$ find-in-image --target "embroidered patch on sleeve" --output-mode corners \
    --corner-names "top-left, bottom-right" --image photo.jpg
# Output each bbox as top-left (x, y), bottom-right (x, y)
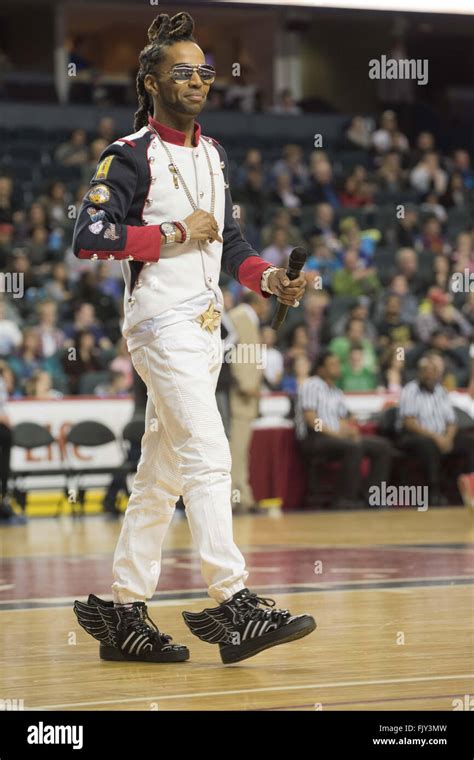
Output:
top-left (87, 207), bottom-right (106, 222)
top-left (88, 221), bottom-right (105, 234)
top-left (103, 223), bottom-right (120, 240)
top-left (94, 155), bottom-right (115, 181)
top-left (87, 185), bottom-right (111, 204)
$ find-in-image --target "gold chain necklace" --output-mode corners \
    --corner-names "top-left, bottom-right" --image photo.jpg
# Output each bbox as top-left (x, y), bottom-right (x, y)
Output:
top-left (148, 124), bottom-right (216, 216)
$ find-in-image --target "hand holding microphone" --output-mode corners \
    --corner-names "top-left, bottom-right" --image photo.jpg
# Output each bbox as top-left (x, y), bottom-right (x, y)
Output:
top-left (268, 247), bottom-right (308, 330)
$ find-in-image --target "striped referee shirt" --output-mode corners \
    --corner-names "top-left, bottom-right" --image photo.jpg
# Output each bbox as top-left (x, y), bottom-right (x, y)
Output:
top-left (295, 376), bottom-right (349, 440)
top-left (398, 380), bottom-right (456, 434)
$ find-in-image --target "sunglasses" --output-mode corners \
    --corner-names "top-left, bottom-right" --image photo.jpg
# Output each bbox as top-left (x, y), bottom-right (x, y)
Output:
top-left (167, 64), bottom-right (216, 85)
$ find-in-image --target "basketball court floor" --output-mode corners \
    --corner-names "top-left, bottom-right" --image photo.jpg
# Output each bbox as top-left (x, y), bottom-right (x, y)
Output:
top-left (1, 507), bottom-right (473, 711)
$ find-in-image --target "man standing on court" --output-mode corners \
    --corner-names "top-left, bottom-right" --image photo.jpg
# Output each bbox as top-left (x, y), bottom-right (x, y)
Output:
top-left (72, 11), bottom-right (315, 665)
top-left (229, 292), bottom-right (268, 514)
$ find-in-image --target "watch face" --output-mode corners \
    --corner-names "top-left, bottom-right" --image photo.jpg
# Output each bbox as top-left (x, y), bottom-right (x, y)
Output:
top-left (161, 223), bottom-right (175, 234)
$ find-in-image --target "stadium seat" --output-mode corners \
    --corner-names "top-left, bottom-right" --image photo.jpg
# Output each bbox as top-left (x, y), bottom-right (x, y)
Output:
top-left (64, 420), bottom-right (119, 516)
top-left (44, 163), bottom-right (83, 184)
top-left (336, 207), bottom-right (370, 227)
top-left (373, 206), bottom-right (399, 233)
top-left (447, 207), bottom-right (472, 227)
top-left (335, 150), bottom-right (371, 170)
top-left (67, 420), bottom-right (116, 448)
top-left (1, 161), bottom-right (41, 183)
top-left (373, 247), bottom-right (396, 273)
top-left (78, 371), bottom-right (112, 395)
top-left (12, 422), bottom-right (55, 450)
top-left (5, 143), bottom-right (43, 162)
top-left (327, 296), bottom-right (357, 326)
top-left (418, 250), bottom-right (435, 277)
top-left (11, 422), bottom-right (67, 514)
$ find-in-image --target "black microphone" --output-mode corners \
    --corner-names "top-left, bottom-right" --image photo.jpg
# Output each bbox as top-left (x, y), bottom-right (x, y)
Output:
top-left (271, 246), bottom-right (307, 330)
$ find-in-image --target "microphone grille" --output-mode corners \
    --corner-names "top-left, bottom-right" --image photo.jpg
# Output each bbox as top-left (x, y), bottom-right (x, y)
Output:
top-left (289, 247), bottom-right (307, 266)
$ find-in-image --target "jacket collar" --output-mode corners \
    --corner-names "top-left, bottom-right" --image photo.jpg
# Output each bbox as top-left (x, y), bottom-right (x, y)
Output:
top-left (147, 114), bottom-right (201, 147)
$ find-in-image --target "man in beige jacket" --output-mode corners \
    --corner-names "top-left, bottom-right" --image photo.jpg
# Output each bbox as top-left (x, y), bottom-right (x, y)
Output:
top-left (228, 291), bottom-right (269, 513)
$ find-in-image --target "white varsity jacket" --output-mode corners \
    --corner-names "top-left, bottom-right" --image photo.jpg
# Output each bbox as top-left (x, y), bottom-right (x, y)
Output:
top-left (72, 115), bottom-right (271, 335)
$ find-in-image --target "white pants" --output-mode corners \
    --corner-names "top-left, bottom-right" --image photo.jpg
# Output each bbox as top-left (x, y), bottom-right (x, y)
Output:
top-left (111, 319), bottom-right (249, 604)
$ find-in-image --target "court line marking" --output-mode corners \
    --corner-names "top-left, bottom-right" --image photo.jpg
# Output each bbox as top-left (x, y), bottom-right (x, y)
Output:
top-left (2, 542), bottom-right (473, 562)
top-left (257, 692), bottom-right (464, 710)
top-left (31, 674), bottom-right (474, 710)
top-left (1, 577), bottom-right (473, 611)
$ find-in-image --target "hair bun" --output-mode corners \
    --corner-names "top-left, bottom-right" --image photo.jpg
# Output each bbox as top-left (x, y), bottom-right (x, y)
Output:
top-left (147, 11), bottom-right (194, 44)
top-left (147, 14), bottom-right (170, 43)
top-left (169, 11), bottom-right (194, 38)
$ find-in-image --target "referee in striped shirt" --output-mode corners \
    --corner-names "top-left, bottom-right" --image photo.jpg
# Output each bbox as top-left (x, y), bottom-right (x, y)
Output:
top-left (296, 350), bottom-right (392, 509)
top-left (397, 354), bottom-right (474, 506)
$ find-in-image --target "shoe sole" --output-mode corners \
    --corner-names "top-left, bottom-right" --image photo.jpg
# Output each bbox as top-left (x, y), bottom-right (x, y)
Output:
top-left (100, 644), bottom-right (190, 663)
top-left (219, 615), bottom-right (317, 664)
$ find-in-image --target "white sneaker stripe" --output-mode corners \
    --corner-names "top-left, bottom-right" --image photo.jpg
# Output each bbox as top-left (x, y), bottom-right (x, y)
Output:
top-left (135, 637), bottom-right (150, 655)
top-left (128, 634), bottom-right (146, 653)
top-left (251, 621), bottom-right (261, 638)
top-left (243, 621), bottom-right (253, 641)
top-left (121, 631), bottom-right (137, 650)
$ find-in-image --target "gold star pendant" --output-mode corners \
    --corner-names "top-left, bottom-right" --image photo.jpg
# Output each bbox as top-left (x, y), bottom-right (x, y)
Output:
top-left (197, 301), bottom-right (221, 332)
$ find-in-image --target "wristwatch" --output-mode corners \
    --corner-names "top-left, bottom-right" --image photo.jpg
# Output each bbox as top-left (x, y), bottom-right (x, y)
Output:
top-left (260, 266), bottom-right (279, 294)
top-left (160, 222), bottom-right (177, 244)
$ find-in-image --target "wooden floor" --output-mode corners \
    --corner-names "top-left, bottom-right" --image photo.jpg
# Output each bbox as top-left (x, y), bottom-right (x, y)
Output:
top-left (0, 506), bottom-right (473, 711)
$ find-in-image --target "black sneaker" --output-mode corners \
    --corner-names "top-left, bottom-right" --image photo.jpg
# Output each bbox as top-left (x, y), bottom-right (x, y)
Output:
top-left (73, 594), bottom-right (189, 663)
top-left (182, 588), bottom-right (316, 664)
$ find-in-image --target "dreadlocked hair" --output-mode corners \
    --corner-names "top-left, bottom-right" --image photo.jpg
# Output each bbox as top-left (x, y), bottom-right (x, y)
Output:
top-left (134, 11), bottom-right (196, 131)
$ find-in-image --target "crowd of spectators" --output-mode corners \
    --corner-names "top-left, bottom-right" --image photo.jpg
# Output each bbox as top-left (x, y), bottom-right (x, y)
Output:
top-left (0, 111), bottom-right (473, 403)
